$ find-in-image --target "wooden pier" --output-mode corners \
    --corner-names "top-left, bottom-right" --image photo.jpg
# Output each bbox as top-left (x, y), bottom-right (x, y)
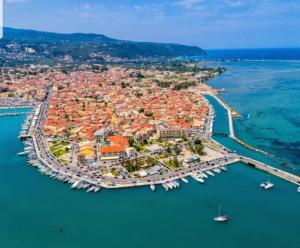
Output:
top-left (240, 156), bottom-right (300, 186)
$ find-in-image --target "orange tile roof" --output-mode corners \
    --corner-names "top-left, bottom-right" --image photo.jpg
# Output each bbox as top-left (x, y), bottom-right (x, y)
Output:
top-left (108, 136), bottom-right (129, 146)
top-left (99, 146), bottom-right (125, 153)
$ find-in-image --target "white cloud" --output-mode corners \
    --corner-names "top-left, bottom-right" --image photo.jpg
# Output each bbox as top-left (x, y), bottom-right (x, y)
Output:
top-left (175, 0), bottom-right (206, 9)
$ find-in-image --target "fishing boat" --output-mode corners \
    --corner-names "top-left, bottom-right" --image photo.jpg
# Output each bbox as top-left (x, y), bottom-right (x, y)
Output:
top-left (181, 177), bottom-right (189, 183)
top-left (150, 184), bottom-right (156, 191)
top-left (214, 205), bottom-right (229, 222)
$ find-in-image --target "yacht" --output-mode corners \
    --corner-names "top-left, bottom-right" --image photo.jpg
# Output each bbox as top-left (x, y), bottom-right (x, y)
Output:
top-left (150, 184), bottom-right (156, 192)
top-left (201, 172), bottom-right (208, 178)
top-left (162, 184), bottom-right (169, 191)
top-left (166, 182), bottom-right (173, 189)
top-left (192, 175), bottom-right (204, 184)
top-left (213, 168), bottom-right (221, 174)
top-left (173, 181), bottom-right (180, 188)
top-left (71, 180), bottom-right (81, 189)
top-left (181, 177), bottom-right (189, 183)
top-left (94, 186), bottom-right (101, 192)
top-left (214, 205), bottom-right (229, 222)
top-left (18, 151), bottom-right (28, 156)
top-left (206, 170), bottom-right (215, 176)
top-left (87, 186), bottom-right (95, 193)
top-left (260, 180), bottom-right (274, 190)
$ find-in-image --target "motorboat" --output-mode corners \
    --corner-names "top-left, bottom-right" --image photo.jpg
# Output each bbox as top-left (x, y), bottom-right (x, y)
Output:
top-left (260, 179), bottom-right (274, 190)
top-left (150, 184), bottom-right (156, 191)
top-left (181, 177), bottom-right (189, 183)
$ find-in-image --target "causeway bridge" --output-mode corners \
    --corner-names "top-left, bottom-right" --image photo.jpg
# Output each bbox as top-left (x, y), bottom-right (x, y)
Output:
top-left (240, 156), bottom-right (300, 186)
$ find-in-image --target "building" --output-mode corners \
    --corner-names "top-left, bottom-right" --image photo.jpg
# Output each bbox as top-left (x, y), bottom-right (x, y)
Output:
top-left (78, 142), bottom-right (96, 164)
top-left (99, 145), bottom-right (126, 159)
top-left (94, 128), bottom-right (110, 143)
top-left (108, 135), bottom-right (129, 147)
top-left (157, 126), bottom-right (186, 139)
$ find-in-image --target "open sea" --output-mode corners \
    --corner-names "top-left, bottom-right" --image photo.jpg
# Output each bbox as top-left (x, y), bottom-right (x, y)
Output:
top-left (1, 48), bottom-right (300, 248)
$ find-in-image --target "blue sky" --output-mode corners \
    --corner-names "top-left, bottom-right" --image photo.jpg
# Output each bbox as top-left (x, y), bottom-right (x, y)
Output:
top-left (3, 0), bottom-right (300, 49)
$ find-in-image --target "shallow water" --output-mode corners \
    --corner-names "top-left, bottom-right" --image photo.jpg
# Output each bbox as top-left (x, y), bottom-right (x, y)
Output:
top-left (203, 60), bottom-right (300, 172)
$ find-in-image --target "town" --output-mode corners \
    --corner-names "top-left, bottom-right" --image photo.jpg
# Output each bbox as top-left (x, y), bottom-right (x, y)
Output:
top-left (0, 62), bottom-right (243, 190)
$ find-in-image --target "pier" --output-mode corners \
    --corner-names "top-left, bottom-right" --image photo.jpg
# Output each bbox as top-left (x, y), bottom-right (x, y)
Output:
top-left (0, 112), bottom-right (29, 117)
top-left (240, 156), bottom-right (300, 186)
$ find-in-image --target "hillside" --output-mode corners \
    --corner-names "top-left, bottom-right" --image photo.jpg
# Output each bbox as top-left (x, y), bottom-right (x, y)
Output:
top-left (0, 27), bottom-right (206, 65)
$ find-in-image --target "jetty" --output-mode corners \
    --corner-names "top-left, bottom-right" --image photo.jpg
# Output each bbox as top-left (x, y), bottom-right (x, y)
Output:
top-left (0, 112), bottom-right (29, 117)
top-left (240, 156), bottom-right (300, 186)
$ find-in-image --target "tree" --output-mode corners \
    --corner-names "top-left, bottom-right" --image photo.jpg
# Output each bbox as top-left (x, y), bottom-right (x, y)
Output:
top-left (194, 139), bottom-right (202, 145)
top-left (128, 137), bottom-right (135, 147)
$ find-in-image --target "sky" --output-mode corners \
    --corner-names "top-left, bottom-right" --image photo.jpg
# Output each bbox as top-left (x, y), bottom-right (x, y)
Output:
top-left (3, 0), bottom-right (300, 49)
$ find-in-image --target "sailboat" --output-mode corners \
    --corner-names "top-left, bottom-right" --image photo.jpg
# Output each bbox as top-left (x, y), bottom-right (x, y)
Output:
top-left (214, 205), bottom-right (229, 222)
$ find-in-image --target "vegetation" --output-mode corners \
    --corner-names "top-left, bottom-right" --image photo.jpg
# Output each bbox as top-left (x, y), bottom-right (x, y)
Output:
top-left (173, 81), bottom-right (196, 90)
top-left (111, 168), bottom-right (120, 177)
top-left (166, 156), bottom-right (181, 169)
top-left (49, 141), bottom-right (70, 158)
top-left (124, 160), bottom-right (143, 173)
top-left (1, 27), bottom-right (205, 66)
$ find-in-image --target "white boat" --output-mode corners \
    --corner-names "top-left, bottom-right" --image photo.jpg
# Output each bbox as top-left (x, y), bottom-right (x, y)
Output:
top-left (206, 170), bottom-right (215, 176)
top-left (201, 172), bottom-right (208, 178)
top-left (192, 175), bottom-right (204, 184)
top-left (181, 177), bottom-right (189, 183)
top-left (213, 168), bottom-right (221, 174)
top-left (166, 182), bottom-right (173, 189)
top-left (214, 205), bottom-right (229, 222)
top-left (150, 184), bottom-right (156, 191)
top-left (260, 180), bottom-right (274, 190)
top-left (297, 187), bottom-right (300, 193)
top-left (162, 184), bottom-right (169, 191)
top-left (220, 166), bottom-right (227, 172)
top-left (173, 181), bottom-right (180, 188)
top-left (18, 151), bottom-right (28, 156)
top-left (94, 187), bottom-right (101, 192)
top-left (71, 180), bottom-right (81, 189)
top-left (87, 186), bottom-right (95, 192)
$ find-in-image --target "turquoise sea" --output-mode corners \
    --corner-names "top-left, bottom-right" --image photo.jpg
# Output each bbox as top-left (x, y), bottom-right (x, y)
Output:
top-left (1, 51), bottom-right (300, 248)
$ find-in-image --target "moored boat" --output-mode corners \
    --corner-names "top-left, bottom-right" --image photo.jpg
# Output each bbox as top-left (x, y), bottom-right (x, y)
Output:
top-left (214, 205), bottom-right (229, 222)
top-left (181, 177), bottom-right (189, 183)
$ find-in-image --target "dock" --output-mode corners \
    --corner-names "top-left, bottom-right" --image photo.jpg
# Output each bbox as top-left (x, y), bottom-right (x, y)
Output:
top-left (240, 156), bottom-right (300, 186)
top-left (0, 112), bottom-right (29, 117)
